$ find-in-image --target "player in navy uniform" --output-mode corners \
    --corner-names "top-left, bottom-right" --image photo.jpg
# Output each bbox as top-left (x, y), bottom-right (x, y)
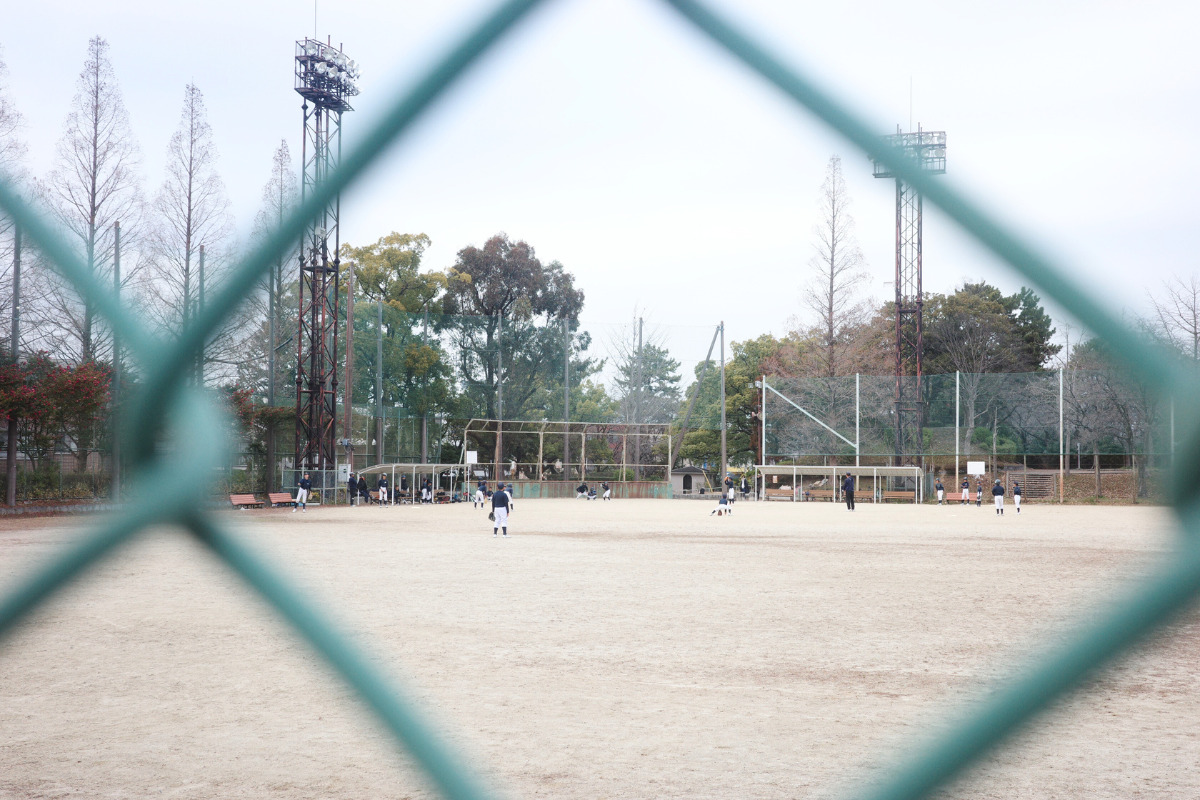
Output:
top-left (992, 478), bottom-right (1005, 515)
top-left (475, 480), bottom-right (487, 509)
top-left (935, 479), bottom-right (945, 505)
top-left (1013, 481), bottom-right (1022, 513)
top-left (348, 472), bottom-right (358, 507)
top-left (960, 478), bottom-right (970, 504)
top-left (602, 481), bottom-right (611, 501)
top-left (842, 472), bottom-right (855, 510)
top-left (491, 481), bottom-right (514, 536)
top-left (377, 473), bottom-right (389, 505)
top-left (294, 472), bottom-right (311, 512)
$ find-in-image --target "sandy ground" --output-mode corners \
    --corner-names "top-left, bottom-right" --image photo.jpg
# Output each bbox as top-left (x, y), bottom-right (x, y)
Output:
top-left (0, 498), bottom-right (1197, 799)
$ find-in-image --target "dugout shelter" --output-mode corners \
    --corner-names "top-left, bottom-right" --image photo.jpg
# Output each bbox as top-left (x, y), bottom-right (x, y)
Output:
top-left (357, 463), bottom-right (465, 503)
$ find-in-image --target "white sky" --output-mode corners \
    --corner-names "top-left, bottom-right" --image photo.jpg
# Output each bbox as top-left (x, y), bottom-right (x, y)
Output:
top-left (5, 0), bottom-right (1199, 375)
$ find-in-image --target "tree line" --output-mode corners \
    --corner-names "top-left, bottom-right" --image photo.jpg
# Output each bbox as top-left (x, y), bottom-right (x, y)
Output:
top-left (0, 42), bottom-right (1194, 496)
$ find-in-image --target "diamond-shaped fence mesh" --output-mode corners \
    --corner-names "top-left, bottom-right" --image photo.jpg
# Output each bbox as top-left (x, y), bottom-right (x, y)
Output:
top-left (2, 1), bottom-right (1199, 799)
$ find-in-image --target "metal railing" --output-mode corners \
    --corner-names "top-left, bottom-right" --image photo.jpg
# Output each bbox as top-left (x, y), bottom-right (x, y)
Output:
top-left (2, 2), bottom-right (1199, 799)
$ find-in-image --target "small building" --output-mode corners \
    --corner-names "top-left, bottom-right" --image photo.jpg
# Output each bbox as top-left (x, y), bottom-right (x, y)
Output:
top-left (671, 465), bottom-right (708, 496)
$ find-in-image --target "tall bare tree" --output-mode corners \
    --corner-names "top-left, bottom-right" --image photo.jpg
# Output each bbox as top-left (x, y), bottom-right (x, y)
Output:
top-left (1150, 274), bottom-right (1200, 361)
top-left (40, 36), bottom-right (142, 363)
top-left (143, 83), bottom-right (231, 349)
top-left (0, 44), bottom-right (29, 354)
top-left (248, 140), bottom-right (299, 490)
top-left (800, 156), bottom-right (870, 378)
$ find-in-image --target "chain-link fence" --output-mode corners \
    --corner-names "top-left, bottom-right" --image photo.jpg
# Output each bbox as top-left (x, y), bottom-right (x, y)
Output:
top-left (3, 2), bottom-right (1200, 800)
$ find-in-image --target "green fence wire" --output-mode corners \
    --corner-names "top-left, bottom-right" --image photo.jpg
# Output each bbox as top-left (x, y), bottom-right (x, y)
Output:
top-left (2, 1), bottom-right (1199, 799)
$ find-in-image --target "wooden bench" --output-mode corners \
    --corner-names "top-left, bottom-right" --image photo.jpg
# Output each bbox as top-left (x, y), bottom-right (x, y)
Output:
top-left (229, 494), bottom-right (263, 509)
top-left (764, 488), bottom-right (794, 501)
top-left (268, 492), bottom-right (296, 508)
top-left (879, 491), bottom-right (915, 503)
top-left (808, 488), bottom-right (837, 501)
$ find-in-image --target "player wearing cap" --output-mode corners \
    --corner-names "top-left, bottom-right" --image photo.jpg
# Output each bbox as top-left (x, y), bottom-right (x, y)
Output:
top-left (842, 472), bottom-right (855, 511)
top-left (294, 472), bottom-right (311, 512)
top-left (475, 479), bottom-right (487, 509)
top-left (960, 478), bottom-right (970, 504)
top-left (992, 478), bottom-right (1005, 515)
top-left (491, 481), bottom-right (513, 536)
top-left (935, 479), bottom-right (945, 505)
top-left (1013, 481), bottom-right (1022, 514)
top-left (975, 479), bottom-right (983, 508)
top-left (602, 481), bottom-right (611, 501)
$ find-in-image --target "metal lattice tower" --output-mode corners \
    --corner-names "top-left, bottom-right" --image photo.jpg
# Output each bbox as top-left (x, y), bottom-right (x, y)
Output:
top-left (873, 126), bottom-right (946, 464)
top-left (293, 38), bottom-right (360, 471)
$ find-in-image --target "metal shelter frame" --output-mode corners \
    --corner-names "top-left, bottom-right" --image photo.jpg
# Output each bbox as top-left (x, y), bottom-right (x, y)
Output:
top-left (756, 464), bottom-right (922, 502)
top-left (460, 419), bottom-right (672, 483)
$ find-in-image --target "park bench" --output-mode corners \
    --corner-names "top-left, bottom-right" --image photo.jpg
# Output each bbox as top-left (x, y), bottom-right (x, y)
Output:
top-left (229, 494), bottom-right (263, 509)
top-left (879, 491), bottom-right (915, 503)
top-left (764, 488), bottom-right (794, 501)
top-left (808, 488), bottom-right (837, 501)
top-left (268, 492), bottom-right (296, 508)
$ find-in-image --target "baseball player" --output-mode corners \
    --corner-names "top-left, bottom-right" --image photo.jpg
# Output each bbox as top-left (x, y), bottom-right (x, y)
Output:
top-left (475, 479), bottom-right (487, 509)
top-left (724, 475), bottom-right (736, 504)
top-left (491, 481), bottom-right (513, 536)
top-left (1013, 481), bottom-right (1022, 513)
top-left (602, 481), bottom-right (611, 500)
top-left (842, 472), bottom-right (855, 511)
top-left (975, 479), bottom-right (983, 508)
top-left (992, 478), bottom-right (1005, 515)
top-left (710, 493), bottom-right (731, 516)
top-left (294, 472), bottom-right (311, 512)
top-left (960, 478), bottom-right (970, 504)
top-left (377, 473), bottom-right (390, 505)
top-left (935, 479), bottom-right (945, 505)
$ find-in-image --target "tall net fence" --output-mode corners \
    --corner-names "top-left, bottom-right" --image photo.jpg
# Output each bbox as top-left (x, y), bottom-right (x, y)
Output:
top-left (2, 3), bottom-right (1200, 800)
top-left (764, 370), bottom-right (1170, 465)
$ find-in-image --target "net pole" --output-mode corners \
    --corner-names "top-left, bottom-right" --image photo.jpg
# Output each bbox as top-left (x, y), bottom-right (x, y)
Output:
top-left (856, 372), bottom-right (860, 467)
top-left (719, 321), bottom-right (726, 483)
top-left (1059, 367), bottom-right (1065, 503)
top-left (761, 375), bottom-right (766, 500)
top-left (955, 370), bottom-right (960, 489)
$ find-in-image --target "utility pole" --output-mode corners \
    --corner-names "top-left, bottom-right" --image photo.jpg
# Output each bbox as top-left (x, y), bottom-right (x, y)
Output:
top-left (110, 223), bottom-right (120, 502)
top-left (719, 320), bottom-right (726, 484)
top-left (266, 232), bottom-right (277, 493)
top-left (375, 295), bottom-right (383, 464)
top-left (343, 260), bottom-right (355, 468)
top-left (421, 306), bottom-right (429, 464)
top-left (6, 225), bottom-right (20, 506)
top-left (196, 245), bottom-right (205, 387)
top-left (562, 317), bottom-right (570, 474)
top-left (495, 313), bottom-right (503, 476)
top-left (634, 316), bottom-right (643, 480)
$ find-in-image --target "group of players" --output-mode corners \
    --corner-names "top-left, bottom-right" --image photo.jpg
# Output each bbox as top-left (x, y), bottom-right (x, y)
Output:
top-left (933, 477), bottom-right (1022, 515)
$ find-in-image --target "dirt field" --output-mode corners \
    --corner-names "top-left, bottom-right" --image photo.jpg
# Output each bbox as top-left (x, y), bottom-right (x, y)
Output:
top-left (1, 499), bottom-right (1197, 799)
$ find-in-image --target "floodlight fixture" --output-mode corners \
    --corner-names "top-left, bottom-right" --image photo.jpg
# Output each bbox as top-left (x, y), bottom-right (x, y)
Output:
top-left (295, 37), bottom-right (358, 113)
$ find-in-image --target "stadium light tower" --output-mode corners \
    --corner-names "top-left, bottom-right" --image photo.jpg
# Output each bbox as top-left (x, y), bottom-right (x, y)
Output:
top-left (293, 38), bottom-right (360, 474)
top-left (872, 125), bottom-right (946, 465)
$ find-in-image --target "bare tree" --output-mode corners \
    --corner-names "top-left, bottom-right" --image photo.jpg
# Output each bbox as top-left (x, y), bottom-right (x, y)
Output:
top-left (142, 83), bottom-right (231, 347)
top-left (251, 140), bottom-right (299, 491)
top-left (39, 36), bottom-right (142, 363)
top-left (1150, 274), bottom-right (1200, 360)
top-left (0, 44), bottom-right (29, 353)
top-left (800, 156), bottom-right (870, 378)
top-left (0, 44), bottom-right (26, 180)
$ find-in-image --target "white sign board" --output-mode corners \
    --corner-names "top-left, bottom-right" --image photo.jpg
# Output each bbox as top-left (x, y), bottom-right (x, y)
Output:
top-left (966, 461), bottom-right (986, 476)
top-left (465, 450), bottom-right (478, 465)
top-left (337, 464), bottom-right (350, 482)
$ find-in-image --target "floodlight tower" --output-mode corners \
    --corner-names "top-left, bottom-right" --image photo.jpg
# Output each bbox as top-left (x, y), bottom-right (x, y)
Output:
top-left (872, 125), bottom-right (946, 464)
top-left (293, 38), bottom-right (360, 473)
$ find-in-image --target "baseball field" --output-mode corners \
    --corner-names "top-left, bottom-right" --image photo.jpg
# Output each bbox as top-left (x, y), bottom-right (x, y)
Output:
top-left (1, 499), bottom-right (1197, 799)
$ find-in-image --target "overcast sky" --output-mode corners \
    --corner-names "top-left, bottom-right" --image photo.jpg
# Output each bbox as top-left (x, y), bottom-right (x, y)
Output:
top-left (4, 0), bottom-right (1199, 374)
